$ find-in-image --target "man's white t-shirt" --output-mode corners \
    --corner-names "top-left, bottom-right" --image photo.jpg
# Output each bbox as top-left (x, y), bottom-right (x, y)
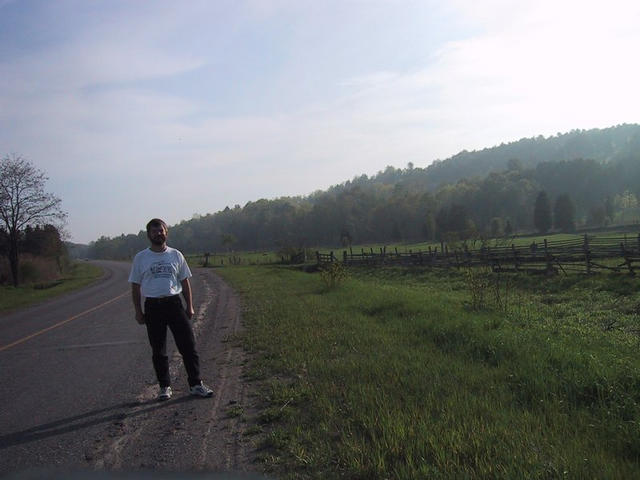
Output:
top-left (128, 247), bottom-right (192, 298)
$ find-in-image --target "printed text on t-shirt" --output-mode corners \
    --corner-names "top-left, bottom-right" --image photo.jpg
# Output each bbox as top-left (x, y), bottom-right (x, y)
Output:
top-left (150, 262), bottom-right (174, 278)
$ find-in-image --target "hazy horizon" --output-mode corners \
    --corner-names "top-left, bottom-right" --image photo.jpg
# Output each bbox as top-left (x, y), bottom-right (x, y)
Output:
top-left (2, 0), bottom-right (639, 243)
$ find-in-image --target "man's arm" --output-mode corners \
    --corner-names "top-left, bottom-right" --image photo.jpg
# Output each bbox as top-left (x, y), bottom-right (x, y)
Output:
top-left (181, 278), bottom-right (194, 319)
top-left (131, 283), bottom-right (145, 325)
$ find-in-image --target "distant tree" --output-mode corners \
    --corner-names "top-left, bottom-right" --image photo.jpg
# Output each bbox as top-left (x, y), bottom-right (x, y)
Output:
top-left (504, 219), bottom-right (513, 236)
top-left (436, 204), bottom-right (475, 240)
top-left (22, 224), bottom-right (65, 257)
top-left (614, 190), bottom-right (640, 224)
top-left (533, 191), bottom-right (552, 234)
top-left (507, 158), bottom-right (523, 171)
top-left (340, 228), bottom-right (352, 247)
top-left (604, 195), bottom-right (615, 223)
top-left (221, 233), bottom-right (237, 252)
top-left (22, 224), bottom-right (66, 273)
top-left (553, 194), bottom-right (576, 232)
top-left (0, 155), bottom-right (66, 286)
top-left (490, 217), bottom-right (504, 238)
top-left (588, 205), bottom-right (606, 227)
top-left (422, 212), bottom-right (436, 240)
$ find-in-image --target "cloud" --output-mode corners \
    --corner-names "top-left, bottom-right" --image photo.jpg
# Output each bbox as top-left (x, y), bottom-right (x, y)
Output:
top-left (326, 0), bottom-right (640, 156)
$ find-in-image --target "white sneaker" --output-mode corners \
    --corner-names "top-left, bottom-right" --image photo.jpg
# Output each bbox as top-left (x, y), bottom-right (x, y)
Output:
top-left (190, 381), bottom-right (213, 397)
top-left (158, 386), bottom-right (172, 401)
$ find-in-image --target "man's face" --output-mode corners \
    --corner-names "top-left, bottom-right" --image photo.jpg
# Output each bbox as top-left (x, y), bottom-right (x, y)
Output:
top-left (147, 224), bottom-right (167, 246)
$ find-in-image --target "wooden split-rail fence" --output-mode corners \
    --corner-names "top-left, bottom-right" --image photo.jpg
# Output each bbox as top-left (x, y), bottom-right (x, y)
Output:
top-left (316, 233), bottom-right (640, 275)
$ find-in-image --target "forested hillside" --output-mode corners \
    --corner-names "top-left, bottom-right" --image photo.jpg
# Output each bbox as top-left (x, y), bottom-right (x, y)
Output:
top-left (88, 124), bottom-right (640, 259)
top-left (422, 124), bottom-right (640, 189)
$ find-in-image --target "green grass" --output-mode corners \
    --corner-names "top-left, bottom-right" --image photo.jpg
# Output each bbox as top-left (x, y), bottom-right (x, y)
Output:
top-left (218, 265), bottom-right (640, 479)
top-left (0, 261), bottom-right (103, 313)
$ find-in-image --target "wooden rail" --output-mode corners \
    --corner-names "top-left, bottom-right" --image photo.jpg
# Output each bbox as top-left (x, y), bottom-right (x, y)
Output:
top-left (316, 233), bottom-right (640, 275)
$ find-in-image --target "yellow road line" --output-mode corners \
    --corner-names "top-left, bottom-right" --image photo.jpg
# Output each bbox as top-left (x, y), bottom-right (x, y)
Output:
top-left (0, 291), bottom-right (129, 353)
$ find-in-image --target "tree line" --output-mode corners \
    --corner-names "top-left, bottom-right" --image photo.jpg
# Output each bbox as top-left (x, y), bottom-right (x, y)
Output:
top-left (0, 155), bottom-right (67, 286)
top-left (87, 125), bottom-right (640, 259)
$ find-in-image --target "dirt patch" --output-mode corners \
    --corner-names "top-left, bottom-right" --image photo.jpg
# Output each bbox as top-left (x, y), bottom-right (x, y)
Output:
top-left (90, 268), bottom-right (263, 475)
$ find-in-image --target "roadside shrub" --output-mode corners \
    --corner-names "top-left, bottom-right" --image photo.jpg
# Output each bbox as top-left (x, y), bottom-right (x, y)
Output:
top-left (19, 255), bottom-right (61, 284)
top-left (1, 253), bottom-right (69, 285)
top-left (0, 257), bottom-right (10, 284)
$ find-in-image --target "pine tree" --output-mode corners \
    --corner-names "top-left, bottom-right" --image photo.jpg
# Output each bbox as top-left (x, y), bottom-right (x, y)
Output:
top-left (533, 191), bottom-right (552, 234)
top-left (554, 194), bottom-right (576, 232)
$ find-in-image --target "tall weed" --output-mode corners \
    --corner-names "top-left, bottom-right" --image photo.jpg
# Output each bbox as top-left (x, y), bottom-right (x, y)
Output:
top-left (319, 262), bottom-right (348, 290)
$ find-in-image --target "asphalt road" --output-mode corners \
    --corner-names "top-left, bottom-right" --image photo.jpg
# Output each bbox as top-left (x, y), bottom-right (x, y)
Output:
top-left (0, 261), bottom-right (146, 472)
top-left (0, 260), bottom-right (257, 477)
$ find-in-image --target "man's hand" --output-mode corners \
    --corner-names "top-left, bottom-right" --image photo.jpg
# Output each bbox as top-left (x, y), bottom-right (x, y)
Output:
top-left (131, 283), bottom-right (145, 325)
top-left (181, 278), bottom-right (195, 320)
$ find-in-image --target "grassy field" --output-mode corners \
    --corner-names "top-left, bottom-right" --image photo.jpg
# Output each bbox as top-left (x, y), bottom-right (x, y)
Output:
top-left (0, 261), bottom-right (103, 313)
top-left (218, 264), bottom-right (640, 479)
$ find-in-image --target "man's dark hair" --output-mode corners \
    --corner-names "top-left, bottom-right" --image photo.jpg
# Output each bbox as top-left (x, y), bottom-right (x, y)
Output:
top-left (146, 218), bottom-right (168, 233)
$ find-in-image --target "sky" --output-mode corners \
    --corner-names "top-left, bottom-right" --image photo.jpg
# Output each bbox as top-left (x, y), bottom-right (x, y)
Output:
top-left (1, 0), bottom-right (639, 243)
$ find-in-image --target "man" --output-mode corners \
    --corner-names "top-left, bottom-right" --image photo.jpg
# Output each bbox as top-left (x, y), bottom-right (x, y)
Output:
top-left (129, 218), bottom-right (213, 401)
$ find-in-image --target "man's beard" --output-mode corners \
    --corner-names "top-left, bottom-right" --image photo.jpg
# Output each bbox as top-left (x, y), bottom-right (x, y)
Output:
top-left (150, 236), bottom-right (165, 245)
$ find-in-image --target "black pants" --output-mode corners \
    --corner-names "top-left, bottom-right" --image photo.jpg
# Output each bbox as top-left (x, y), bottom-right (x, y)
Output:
top-left (144, 295), bottom-right (201, 388)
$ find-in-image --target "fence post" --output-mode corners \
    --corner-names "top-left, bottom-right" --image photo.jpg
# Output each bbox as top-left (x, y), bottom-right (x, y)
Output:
top-left (583, 234), bottom-right (591, 275)
top-left (343, 250), bottom-right (348, 264)
top-left (486, 246), bottom-right (491, 270)
top-left (544, 239), bottom-right (552, 274)
top-left (512, 244), bottom-right (518, 272)
top-left (621, 242), bottom-right (634, 275)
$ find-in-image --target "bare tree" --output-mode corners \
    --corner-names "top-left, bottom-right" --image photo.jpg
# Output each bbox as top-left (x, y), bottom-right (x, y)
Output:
top-left (0, 154), bottom-right (66, 286)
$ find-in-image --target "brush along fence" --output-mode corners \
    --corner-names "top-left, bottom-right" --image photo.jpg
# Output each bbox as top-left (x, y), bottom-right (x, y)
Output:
top-left (316, 233), bottom-right (640, 274)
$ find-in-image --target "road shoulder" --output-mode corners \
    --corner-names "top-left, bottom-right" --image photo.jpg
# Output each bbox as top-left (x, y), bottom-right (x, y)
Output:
top-left (89, 268), bottom-right (262, 473)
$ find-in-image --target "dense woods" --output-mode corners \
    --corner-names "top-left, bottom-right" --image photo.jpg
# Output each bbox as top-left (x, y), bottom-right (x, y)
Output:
top-left (88, 124), bottom-right (640, 259)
